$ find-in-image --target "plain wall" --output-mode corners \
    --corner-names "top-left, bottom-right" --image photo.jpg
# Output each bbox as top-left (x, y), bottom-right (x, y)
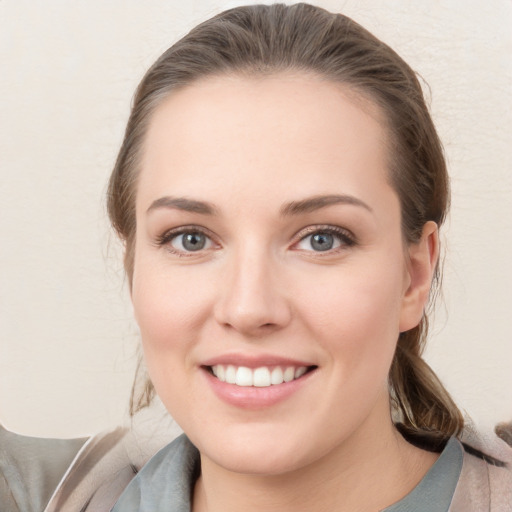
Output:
top-left (0, 0), bottom-right (511, 438)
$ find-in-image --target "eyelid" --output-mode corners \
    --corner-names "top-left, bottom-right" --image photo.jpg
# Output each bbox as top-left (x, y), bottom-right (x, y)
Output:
top-left (291, 225), bottom-right (357, 252)
top-left (155, 225), bottom-right (220, 255)
top-left (154, 224), bottom-right (356, 255)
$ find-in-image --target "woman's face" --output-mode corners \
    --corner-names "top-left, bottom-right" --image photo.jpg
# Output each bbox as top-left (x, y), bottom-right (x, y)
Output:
top-left (132, 73), bottom-right (430, 474)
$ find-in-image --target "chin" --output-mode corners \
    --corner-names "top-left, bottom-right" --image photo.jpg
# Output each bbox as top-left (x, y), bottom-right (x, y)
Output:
top-left (190, 424), bottom-right (331, 476)
top-left (209, 445), bottom-right (309, 475)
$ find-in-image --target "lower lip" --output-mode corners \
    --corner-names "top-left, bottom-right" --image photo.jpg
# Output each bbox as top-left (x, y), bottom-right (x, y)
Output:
top-left (202, 367), bottom-right (316, 409)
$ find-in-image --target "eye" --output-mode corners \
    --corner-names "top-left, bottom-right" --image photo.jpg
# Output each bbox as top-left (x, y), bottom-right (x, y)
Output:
top-left (294, 227), bottom-right (355, 253)
top-left (156, 227), bottom-right (216, 255)
top-left (172, 231), bottom-right (211, 252)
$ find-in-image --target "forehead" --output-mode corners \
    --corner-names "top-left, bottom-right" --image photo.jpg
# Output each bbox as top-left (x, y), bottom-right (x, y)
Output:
top-left (138, 73), bottom-right (392, 210)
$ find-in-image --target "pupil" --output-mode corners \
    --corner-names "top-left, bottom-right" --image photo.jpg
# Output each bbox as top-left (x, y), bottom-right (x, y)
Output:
top-left (311, 233), bottom-right (333, 251)
top-left (182, 233), bottom-right (205, 251)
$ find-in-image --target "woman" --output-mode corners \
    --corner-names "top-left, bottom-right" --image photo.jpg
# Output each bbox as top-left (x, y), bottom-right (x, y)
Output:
top-left (1, 3), bottom-right (511, 511)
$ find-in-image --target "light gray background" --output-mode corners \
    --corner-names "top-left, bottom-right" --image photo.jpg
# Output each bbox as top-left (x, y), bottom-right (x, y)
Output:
top-left (1, 0), bottom-right (511, 438)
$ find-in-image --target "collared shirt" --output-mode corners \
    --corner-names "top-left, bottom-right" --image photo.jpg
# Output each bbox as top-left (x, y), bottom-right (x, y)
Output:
top-left (112, 434), bottom-right (464, 512)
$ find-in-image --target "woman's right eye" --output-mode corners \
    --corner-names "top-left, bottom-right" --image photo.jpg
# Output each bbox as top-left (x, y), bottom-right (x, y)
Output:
top-left (173, 231), bottom-right (211, 251)
top-left (157, 229), bottom-right (214, 254)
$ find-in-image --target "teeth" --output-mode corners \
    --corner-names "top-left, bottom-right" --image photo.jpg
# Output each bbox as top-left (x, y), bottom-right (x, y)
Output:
top-left (216, 364), bottom-right (226, 382)
top-left (236, 366), bottom-right (253, 386)
top-left (253, 367), bottom-right (270, 387)
top-left (295, 367), bottom-right (307, 378)
top-left (210, 364), bottom-right (309, 387)
top-left (283, 367), bottom-right (295, 382)
top-left (225, 365), bottom-right (236, 384)
top-left (270, 367), bottom-right (283, 385)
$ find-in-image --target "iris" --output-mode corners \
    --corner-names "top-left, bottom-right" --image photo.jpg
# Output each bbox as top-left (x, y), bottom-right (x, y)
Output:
top-left (311, 233), bottom-right (334, 251)
top-left (181, 232), bottom-right (206, 251)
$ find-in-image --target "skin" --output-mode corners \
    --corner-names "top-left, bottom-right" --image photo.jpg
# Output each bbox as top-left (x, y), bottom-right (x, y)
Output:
top-left (131, 73), bottom-right (440, 512)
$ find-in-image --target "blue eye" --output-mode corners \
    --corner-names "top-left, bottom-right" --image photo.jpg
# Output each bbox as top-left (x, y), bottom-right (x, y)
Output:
top-left (310, 233), bottom-right (336, 251)
top-left (295, 227), bottom-right (354, 253)
top-left (171, 231), bottom-right (211, 252)
top-left (156, 228), bottom-right (215, 254)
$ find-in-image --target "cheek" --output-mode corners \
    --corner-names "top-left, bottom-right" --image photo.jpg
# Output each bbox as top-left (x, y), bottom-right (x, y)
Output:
top-left (295, 258), bottom-right (405, 374)
top-left (131, 261), bottom-right (218, 423)
top-left (131, 258), bottom-right (214, 377)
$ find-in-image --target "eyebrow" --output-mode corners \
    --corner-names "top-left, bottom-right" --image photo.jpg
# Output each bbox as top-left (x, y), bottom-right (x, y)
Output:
top-left (280, 194), bottom-right (372, 216)
top-left (147, 193), bottom-right (372, 217)
top-left (147, 196), bottom-right (218, 215)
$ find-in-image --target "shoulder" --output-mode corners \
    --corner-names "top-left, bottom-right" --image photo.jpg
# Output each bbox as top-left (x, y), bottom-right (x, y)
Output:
top-left (0, 424), bottom-right (87, 512)
top-left (1, 403), bottom-right (182, 512)
top-left (44, 407), bottom-right (183, 511)
top-left (450, 428), bottom-right (512, 512)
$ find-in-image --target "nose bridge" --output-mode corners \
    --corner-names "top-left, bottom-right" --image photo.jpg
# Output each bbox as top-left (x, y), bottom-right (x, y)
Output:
top-left (214, 238), bottom-right (290, 334)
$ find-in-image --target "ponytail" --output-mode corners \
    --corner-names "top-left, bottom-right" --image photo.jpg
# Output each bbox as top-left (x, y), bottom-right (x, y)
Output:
top-left (389, 321), bottom-right (464, 450)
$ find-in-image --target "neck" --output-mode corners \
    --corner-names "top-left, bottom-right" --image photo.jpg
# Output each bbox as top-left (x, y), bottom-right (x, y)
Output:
top-left (192, 409), bottom-right (439, 512)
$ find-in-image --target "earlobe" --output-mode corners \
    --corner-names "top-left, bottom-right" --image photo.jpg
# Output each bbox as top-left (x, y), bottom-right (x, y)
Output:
top-left (399, 221), bottom-right (439, 333)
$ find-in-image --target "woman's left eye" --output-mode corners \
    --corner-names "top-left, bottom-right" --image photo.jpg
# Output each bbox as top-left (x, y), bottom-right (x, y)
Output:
top-left (294, 228), bottom-right (355, 253)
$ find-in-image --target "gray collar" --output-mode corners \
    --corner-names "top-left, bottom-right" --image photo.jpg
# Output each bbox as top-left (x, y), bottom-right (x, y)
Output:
top-left (383, 437), bottom-right (463, 512)
top-left (112, 434), bottom-right (199, 512)
top-left (113, 435), bottom-right (463, 512)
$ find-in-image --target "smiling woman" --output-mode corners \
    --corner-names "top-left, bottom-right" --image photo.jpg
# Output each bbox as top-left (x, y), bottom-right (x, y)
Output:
top-left (130, 74), bottom-right (437, 478)
top-left (1, 2), bottom-right (511, 512)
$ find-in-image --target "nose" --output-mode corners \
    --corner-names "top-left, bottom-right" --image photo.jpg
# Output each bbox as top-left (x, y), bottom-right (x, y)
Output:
top-left (213, 246), bottom-right (292, 337)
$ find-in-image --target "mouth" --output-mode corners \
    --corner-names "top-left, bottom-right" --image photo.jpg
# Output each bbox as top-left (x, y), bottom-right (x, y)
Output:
top-left (204, 364), bottom-right (317, 388)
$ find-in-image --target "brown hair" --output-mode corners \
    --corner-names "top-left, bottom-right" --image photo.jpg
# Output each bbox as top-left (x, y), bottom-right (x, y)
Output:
top-left (107, 3), bottom-right (463, 445)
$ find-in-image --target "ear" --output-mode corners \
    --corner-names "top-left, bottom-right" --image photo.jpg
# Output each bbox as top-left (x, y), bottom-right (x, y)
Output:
top-left (399, 221), bottom-right (439, 332)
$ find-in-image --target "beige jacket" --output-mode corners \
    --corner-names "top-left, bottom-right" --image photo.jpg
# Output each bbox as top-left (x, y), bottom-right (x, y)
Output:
top-left (2, 412), bottom-right (511, 511)
top-left (450, 425), bottom-right (512, 510)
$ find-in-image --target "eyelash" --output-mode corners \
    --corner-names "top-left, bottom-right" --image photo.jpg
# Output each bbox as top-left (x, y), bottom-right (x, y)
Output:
top-left (293, 225), bottom-right (356, 253)
top-left (155, 225), bottom-right (218, 257)
top-left (155, 225), bottom-right (356, 256)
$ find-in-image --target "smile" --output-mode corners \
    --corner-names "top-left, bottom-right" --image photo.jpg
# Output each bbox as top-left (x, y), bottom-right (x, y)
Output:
top-left (210, 365), bottom-right (312, 387)
top-left (202, 359), bottom-right (318, 408)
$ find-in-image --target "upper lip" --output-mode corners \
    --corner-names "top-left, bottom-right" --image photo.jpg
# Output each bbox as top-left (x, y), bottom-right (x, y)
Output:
top-left (201, 353), bottom-right (315, 369)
